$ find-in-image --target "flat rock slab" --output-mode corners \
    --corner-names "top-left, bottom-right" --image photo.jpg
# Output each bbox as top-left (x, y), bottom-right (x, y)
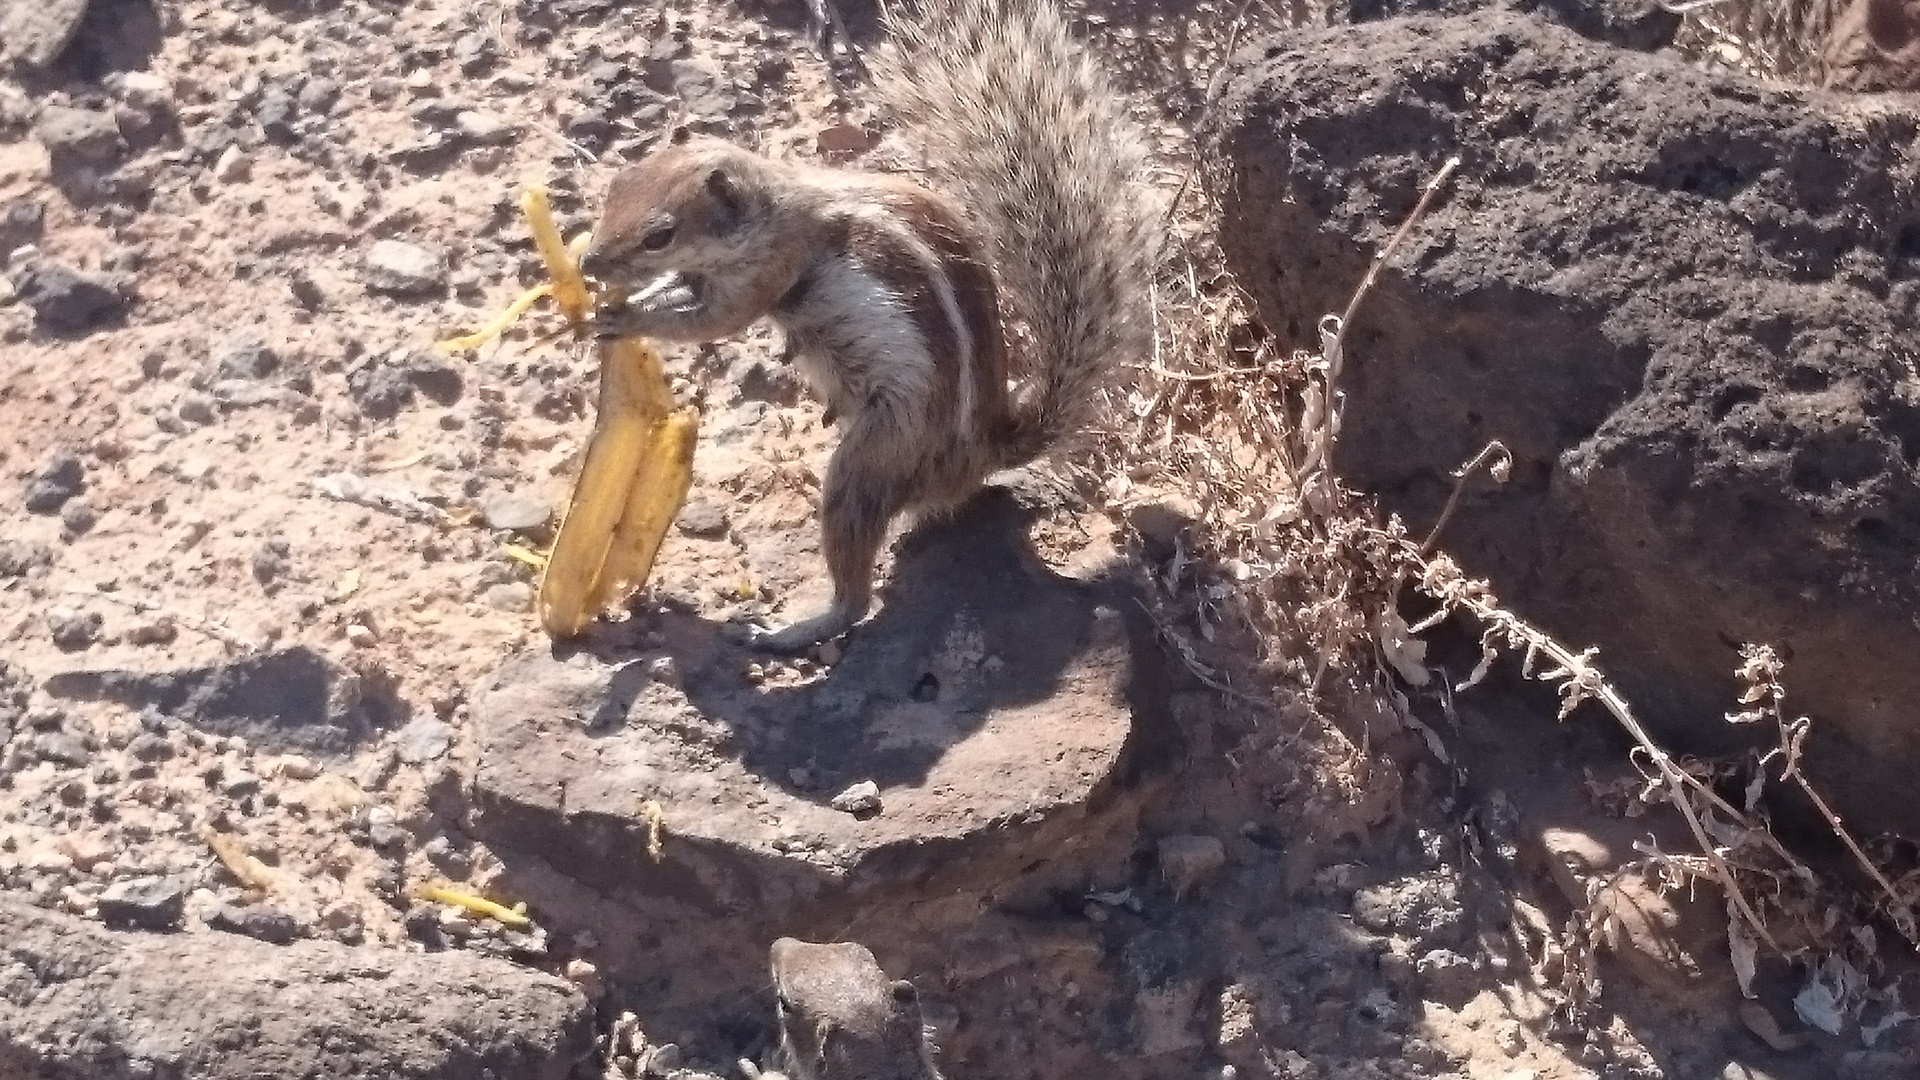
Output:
top-left (1213, 11), bottom-right (1920, 836)
top-left (0, 898), bottom-right (592, 1080)
top-left (470, 486), bottom-right (1171, 924)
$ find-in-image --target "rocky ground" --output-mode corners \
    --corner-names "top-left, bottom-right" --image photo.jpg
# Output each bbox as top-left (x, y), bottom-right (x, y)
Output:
top-left (2, 1), bottom-right (1917, 1079)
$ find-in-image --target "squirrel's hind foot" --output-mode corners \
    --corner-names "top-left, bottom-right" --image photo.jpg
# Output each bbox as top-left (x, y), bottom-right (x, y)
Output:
top-left (751, 603), bottom-right (864, 654)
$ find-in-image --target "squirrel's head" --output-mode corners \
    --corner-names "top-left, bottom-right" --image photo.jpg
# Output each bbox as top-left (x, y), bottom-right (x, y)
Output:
top-left (582, 130), bottom-right (783, 342)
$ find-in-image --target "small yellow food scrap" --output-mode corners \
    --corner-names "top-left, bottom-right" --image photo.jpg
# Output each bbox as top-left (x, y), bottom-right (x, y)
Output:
top-left (501, 543), bottom-right (549, 569)
top-left (434, 192), bottom-right (593, 354)
top-left (413, 883), bottom-right (533, 928)
top-left (436, 282), bottom-right (554, 355)
top-left (641, 799), bottom-right (665, 862)
top-left (204, 828), bottom-right (277, 893)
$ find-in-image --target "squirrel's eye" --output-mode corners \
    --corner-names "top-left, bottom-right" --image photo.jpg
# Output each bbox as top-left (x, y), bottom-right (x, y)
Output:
top-left (641, 221), bottom-right (676, 252)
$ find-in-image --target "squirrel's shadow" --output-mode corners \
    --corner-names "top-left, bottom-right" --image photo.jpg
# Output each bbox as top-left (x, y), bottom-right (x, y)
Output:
top-left (552, 477), bottom-right (1170, 804)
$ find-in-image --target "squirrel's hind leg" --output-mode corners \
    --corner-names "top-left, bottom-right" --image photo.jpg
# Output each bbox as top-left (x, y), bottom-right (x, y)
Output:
top-left (751, 425), bottom-right (915, 654)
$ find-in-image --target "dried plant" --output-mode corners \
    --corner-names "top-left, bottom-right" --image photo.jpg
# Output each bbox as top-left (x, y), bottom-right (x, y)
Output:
top-left (1108, 126), bottom-right (1919, 1034)
top-left (1731, 645), bottom-right (1920, 945)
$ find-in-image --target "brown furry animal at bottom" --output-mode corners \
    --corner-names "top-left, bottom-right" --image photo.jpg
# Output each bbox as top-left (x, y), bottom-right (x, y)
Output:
top-left (756, 937), bottom-right (942, 1080)
top-left (580, 0), bottom-right (1158, 653)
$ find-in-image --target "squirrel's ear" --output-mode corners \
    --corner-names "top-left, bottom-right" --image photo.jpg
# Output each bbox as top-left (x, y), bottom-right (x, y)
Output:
top-left (669, 125), bottom-right (692, 146)
top-left (706, 167), bottom-right (744, 232)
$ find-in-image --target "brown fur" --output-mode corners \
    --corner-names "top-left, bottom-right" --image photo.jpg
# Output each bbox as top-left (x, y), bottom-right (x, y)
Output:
top-left (580, 0), bottom-right (1158, 651)
top-left (768, 938), bottom-right (941, 1080)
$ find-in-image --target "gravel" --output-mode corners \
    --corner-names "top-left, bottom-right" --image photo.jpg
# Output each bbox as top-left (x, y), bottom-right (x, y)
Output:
top-left (395, 717), bottom-right (450, 764)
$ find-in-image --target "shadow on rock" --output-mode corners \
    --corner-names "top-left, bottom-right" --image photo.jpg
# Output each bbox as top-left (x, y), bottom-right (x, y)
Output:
top-left (464, 480), bottom-right (1179, 938)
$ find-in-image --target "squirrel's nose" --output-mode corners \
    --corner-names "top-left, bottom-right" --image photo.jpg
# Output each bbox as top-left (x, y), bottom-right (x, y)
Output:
top-left (578, 249), bottom-right (609, 281)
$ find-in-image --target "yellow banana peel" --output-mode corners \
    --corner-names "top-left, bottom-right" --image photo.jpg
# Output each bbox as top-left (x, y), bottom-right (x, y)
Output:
top-left (540, 339), bottom-right (698, 637)
top-left (436, 184), bottom-right (697, 640)
top-left (584, 403), bottom-right (698, 626)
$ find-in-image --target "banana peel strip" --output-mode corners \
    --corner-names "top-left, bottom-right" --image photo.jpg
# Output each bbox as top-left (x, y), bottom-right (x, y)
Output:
top-left (412, 883), bottom-right (533, 928)
top-left (524, 186), bottom-right (592, 327)
top-left (434, 282), bottom-right (552, 355)
top-left (434, 184), bottom-right (698, 640)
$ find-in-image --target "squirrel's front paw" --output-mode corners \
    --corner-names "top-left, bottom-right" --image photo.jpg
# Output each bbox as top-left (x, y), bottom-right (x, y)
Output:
top-left (750, 605), bottom-right (861, 654)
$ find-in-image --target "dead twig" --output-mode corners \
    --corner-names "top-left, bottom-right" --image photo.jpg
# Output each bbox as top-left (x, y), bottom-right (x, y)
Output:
top-left (1419, 440), bottom-right (1511, 555)
top-left (1734, 644), bottom-right (1920, 946)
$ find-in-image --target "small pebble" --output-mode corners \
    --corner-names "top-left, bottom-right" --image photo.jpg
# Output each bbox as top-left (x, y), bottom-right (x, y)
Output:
top-left (220, 769), bottom-right (262, 798)
top-left (45, 607), bottom-right (102, 650)
top-left (96, 875), bottom-right (187, 930)
top-left (207, 902), bottom-right (301, 944)
top-left (564, 957), bottom-right (604, 999)
top-left (176, 392), bottom-right (217, 426)
top-left (368, 823), bottom-right (410, 850)
top-left (251, 538), bottom-right (290, 586)
top-left (455, 110), bottom-right (516, 144)
top-left (816, 122), bottom-right (877, 156)
top-left (127, 732), bottom-right (173, 762)
top-left (362, 239), bottom-right (447, 297)
top-left (422, 835), bottom-right (473, 876)
top-left (673, 497), bottom-right (728, 537)
top-left (58, 500), bottom-right (98, 537)
top-left (484, 582), bottom-right (534, 611)
top-left (481, 492), bottom-right (549, 531)
top-left (35, 105), bottom-right (123, 167)
top-left (829, 780), bottom-right (882, 815)
top-left (1157, 834), bottom-right (1228, 901)
top-left (15, 263), bottom-right (125, 333)
top-left (35, 731), bottom-right (92, 767)
top-left (211, 145), bottom-right (252, 182)
top-left (395, 717), bottom-right (451, 763)
top-left (23, 450), bottom-right (85, 514)
top-left (127, 618), bottom-right (178, 646)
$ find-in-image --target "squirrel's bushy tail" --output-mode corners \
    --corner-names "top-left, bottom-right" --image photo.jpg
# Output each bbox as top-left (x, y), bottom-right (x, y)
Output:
top-left (872, 0), bottom-right (1161, 467)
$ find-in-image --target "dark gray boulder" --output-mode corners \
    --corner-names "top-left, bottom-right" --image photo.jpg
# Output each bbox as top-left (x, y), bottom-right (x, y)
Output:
top-left (1212, 11), bottom-right (1920, 836)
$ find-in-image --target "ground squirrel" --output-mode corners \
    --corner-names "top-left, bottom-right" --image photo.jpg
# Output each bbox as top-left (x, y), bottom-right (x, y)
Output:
top-left (581, 0), bottom-right (1159, 652)
top-left (753, 937), bottom-right (942, 1080)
